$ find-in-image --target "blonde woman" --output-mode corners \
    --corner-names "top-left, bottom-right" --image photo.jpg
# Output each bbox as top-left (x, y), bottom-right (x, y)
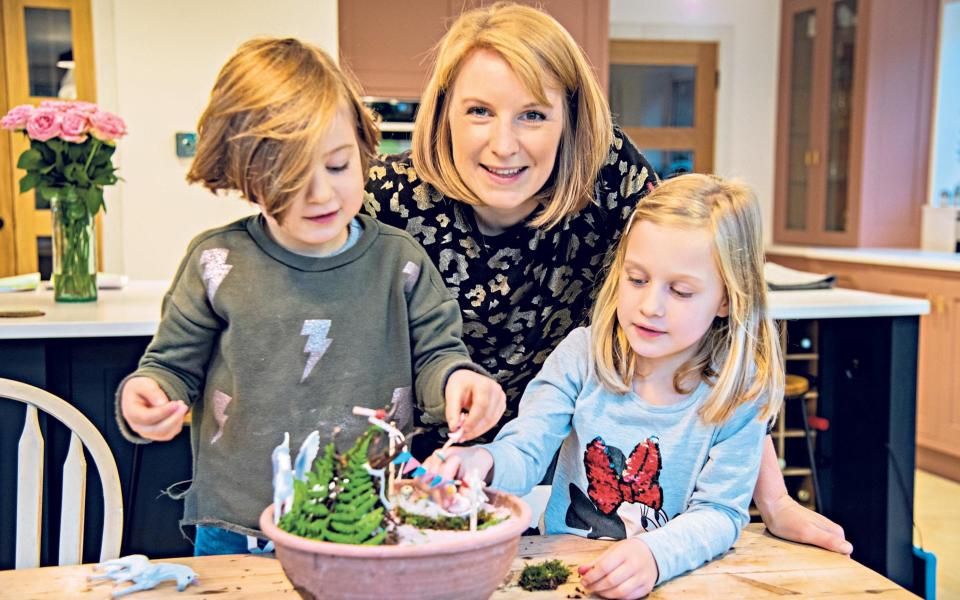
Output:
top-left (428, 174), bottom-right (782, 596)
top-left (365, 2), bottom-right (851, 557)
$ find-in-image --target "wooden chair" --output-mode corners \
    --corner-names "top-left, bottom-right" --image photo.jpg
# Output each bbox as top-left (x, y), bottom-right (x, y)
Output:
top-left (1, 378), bottom-right (123, 568)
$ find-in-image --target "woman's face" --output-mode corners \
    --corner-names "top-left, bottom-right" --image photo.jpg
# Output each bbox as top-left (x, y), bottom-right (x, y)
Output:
top-left (447, 49), bottom-right (565, 232)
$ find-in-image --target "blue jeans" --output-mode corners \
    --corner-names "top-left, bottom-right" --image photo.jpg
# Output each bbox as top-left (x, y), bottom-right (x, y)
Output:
top-left (194, 525), bottom-right (273, 556)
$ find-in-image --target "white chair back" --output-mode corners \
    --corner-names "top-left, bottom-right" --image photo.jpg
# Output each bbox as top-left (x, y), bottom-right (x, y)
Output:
top-left (1, 378), bottom-right (123, 568)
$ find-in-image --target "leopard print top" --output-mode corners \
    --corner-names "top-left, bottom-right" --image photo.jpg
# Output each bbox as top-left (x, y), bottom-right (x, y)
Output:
top-left (363, 126), bottom-right (656, 442)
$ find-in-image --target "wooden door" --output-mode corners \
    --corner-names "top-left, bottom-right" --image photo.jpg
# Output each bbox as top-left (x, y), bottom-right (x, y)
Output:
top-left (608, 40), bottom-right (717, 178)
top-left (0, 13), bottom-right (14, 277)
top-left (0, 0), bottom-right (97, 277)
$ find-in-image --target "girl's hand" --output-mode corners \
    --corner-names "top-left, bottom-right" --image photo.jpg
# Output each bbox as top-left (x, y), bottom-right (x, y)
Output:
top-left (444, 369), bottom-right (506, 441)
top-left (120, 376), bottom-right (189, 442)
top-left (422, 445), bottom-right (494, 483)
top-left (578, 538), bottom-right (658, 599)
top-left (760, 493), bottom-right (853, 555)
top-left (420, 446), bottom-right (494, 506)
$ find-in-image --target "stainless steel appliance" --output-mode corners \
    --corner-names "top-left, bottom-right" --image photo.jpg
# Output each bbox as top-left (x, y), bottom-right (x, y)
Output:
top-left (364, 97), bottom-right (417, 156)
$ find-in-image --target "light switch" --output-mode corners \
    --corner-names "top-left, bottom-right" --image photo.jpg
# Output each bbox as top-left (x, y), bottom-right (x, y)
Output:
top-left (175, 132), bottom-right (197, 158)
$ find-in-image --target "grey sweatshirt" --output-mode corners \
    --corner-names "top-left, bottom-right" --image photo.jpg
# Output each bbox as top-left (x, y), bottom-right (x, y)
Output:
top-left (117, 214), bottom-right (482, 536)
top-left (484, 327), bottom-right (767, 584)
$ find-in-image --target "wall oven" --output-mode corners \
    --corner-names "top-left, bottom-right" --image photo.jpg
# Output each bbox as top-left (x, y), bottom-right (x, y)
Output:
top-left (364, 97), bottom-right (418, 156)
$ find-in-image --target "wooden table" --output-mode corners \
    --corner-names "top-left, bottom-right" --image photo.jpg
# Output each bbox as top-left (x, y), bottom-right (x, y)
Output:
top-left (0, 285), bottom-right (930, 590)
top-left (0, 526), bottom-right (918, 599)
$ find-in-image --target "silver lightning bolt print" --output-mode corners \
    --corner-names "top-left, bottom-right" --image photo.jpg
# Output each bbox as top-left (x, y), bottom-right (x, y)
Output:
top-left (200, 248), bottom-right (232, 303)
top-left (209, 390), bottom-right (232, 444)
top-left (300, 320), bottom-right (332, 382)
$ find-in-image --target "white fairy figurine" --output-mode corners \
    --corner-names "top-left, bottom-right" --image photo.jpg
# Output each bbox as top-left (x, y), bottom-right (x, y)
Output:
top-left (293, 430), bottom-right (320, 481)
top-left (271, 432), bottom-right (294, 523)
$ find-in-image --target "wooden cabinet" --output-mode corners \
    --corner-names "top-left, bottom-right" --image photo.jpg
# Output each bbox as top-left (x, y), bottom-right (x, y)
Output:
top-left (773, 0), bottom-right (938, 247)
top-left (338, 0), bottom-right (609, 99)
top-left (767, 253), bottom-right (960, 481)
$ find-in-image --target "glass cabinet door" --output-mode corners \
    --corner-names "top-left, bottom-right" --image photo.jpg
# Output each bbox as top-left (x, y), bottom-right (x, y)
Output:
top-left (784, 8), bottom-right (818, 231)
top-left (776, 0), bottom-right (862, 245)
top-left (823, 0), bottom-right (857, 232)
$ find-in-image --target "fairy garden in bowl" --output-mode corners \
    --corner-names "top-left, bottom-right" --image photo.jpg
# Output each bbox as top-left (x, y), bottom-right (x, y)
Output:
top-left (259, 406), bottom-right (531, 600)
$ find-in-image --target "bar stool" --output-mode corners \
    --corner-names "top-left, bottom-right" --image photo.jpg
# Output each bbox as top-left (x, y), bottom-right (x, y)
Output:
top-left (783, 374), bottom-right (824, 514)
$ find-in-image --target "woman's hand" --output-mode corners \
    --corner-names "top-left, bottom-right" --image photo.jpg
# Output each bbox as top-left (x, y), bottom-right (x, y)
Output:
top-left (578, 538), bottom-right (658, 599)
top-left (120, 376), bottom-right (189, 442)
top-left (760, 493), bottom-right (853, 555)
top-left (444, 369), bottom-right (506, 441)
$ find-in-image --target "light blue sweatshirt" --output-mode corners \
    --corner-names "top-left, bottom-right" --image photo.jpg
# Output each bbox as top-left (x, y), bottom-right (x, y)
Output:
top-left (483, 326), bottom-right (767, 584)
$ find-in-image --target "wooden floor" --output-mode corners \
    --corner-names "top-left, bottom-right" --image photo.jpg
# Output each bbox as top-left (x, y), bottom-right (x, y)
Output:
top-left (915, 470), bottom-right (960, 600)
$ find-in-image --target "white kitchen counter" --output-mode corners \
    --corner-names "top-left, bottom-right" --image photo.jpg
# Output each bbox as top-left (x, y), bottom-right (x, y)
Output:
top-left (0, 280), bottom-right (930, 340)
top-left (767, 244), bottom-right (960, 273)
top-left (0, 280), bottom-right (169, 339)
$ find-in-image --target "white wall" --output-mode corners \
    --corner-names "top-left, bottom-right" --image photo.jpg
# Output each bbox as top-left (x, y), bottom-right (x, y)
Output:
top-left (929, 0), bottom-right (960, 207)
top-left (609, 0), bottom-right (781, 242)
top-left (91, 0), bottom-right (338, 279)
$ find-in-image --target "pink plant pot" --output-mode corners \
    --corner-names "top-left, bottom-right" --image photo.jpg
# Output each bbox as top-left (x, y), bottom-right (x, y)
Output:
top-left (259, 490), bottom-right (531, 600)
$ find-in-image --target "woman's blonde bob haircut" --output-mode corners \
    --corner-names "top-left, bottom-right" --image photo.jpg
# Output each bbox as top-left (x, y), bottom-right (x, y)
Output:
top-left (590, 174), bottom-right (784, 424)
top-left (412, 2), bottom-right (612, 230)
top-left (187, 37), bottom-right (379, 222)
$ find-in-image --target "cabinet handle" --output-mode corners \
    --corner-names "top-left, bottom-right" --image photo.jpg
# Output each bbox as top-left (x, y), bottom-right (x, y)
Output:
top-left (804, 150), bottom-right (812, 166)
top-left (811, 150), bottom-right (820, 165)
top-left (924, 293), bottom-right (946, 315)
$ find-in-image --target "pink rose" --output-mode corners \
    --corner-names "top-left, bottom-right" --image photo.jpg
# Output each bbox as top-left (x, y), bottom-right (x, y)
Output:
top-left (71, 101), bottom-right (98, 114)
top-left (1, 104), bottom-right (34, 130)
top-left (60, 109), bottom-right (89, 143)
top-left (89, 110), bottom-right (127, 141)
top-left (25, 108), bottom-right (62, 141)
top-left (40, 100), bottom-right (72, 111)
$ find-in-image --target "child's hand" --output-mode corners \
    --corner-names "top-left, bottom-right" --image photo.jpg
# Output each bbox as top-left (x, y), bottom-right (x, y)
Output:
top-left (423, 445), bottom-right (494, 483)
top-left (760, 493), bottom-right (853, 555)
top-left (120, 376), bottom-right (189, 442)
top-left (444, 369), bottom-right (506, 442)
top-left (578, 538), bottom-right (658, 599)
top-left (420, 446), bottom-right (494, 507)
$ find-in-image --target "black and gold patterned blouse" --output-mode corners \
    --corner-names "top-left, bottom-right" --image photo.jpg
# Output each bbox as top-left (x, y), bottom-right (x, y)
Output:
top-left (363, 126), bottom-right (656, 442)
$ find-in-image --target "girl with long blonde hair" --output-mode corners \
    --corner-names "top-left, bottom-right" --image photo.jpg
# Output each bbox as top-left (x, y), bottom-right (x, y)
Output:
top-left (428, 174), bottom-right (784, 598)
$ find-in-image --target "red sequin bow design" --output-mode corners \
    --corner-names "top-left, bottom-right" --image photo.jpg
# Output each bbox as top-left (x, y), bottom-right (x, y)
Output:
top-left (584, 436), bottom-right (664, 515)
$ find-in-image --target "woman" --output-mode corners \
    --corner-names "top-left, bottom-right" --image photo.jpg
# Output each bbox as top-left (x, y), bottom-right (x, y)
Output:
top-left (363, 2), bottom-right (851, 559)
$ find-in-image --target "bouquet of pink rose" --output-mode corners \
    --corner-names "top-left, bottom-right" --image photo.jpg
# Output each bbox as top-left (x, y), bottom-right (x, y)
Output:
top-left (1, 100), bottom-right (126, 214)
top-left (1, 100), bottom-right (127, 301)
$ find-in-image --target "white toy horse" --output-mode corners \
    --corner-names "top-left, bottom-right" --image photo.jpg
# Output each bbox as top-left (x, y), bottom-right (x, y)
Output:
top-left (88, 554), bottom-right (151, 584)
top-left (111, 563), bottom-right (198, 597)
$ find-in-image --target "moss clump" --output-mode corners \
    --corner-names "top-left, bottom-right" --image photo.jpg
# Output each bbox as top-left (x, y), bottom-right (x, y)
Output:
top-left (518, 559), bottom-right (571, 591)
top-left (395, 507), bottom-right (505, 531)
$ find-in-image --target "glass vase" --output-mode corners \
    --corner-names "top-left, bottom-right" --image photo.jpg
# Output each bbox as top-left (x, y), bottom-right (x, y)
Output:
top-left (50, 193), bottom-right (97, 302)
